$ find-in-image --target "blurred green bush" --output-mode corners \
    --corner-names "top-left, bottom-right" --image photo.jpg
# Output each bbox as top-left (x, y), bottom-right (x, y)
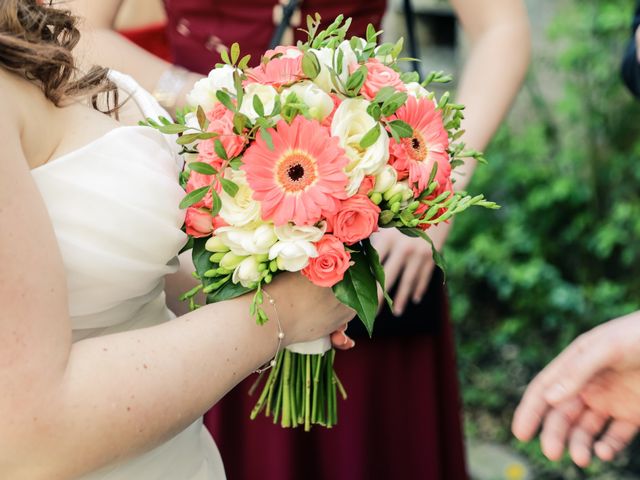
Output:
top-left (447, 0), bottom-right (640, 476)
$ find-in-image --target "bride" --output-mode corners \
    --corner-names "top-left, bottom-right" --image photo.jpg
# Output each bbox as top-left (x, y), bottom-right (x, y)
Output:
top-left (0, 1), bottom-right (354, 479)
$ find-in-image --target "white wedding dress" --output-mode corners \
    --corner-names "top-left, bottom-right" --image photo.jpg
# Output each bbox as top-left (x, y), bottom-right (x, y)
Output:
top-left (30, 72), bottom-right (226, 480)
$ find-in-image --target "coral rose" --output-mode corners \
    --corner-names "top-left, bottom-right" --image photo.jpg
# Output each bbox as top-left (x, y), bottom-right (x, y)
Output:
top-left (185, 207), bottom-right (223, 237)
top-left (331, 194), bottom-right (381, 245)
top-left (356, 59), bottom-right (406, 101)
top-left (302, 235), bottom-right (352, 287)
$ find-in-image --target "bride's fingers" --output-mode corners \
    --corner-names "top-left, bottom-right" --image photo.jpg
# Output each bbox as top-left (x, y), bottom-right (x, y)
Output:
top-left (567, 409), bottom-right (608, 467)
top-left (330, 330), bottom-right (355, 350)
top-left (594, 420), bottom-right (638, 462)
top-left (392, 254), bottom-right (421, 316)
top-left (540, 397), bottom-right (585, 461)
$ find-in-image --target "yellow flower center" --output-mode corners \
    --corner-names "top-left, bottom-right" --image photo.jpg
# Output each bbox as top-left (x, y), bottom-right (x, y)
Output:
top-left (275, 150), bottom-right (318, 193)
top-left (403, 131), bottom-right (428, 162)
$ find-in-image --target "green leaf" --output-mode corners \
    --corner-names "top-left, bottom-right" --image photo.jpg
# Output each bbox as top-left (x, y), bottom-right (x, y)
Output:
top-left (196, 105), bottom-right (207, 130)
top-left (301, 51), bottom-right (321, 79)
top-left (400, 71), bottom-right (420, 84)
top-left (388, 119), bottom-right (414, 139)
top-left (189, 162), bottom-right (217, 175)
top-left (373, 86), bottom-right (397, 105)
top-left (207, 280), bottom-right (252, 303)
top-left (335, 48), bottom-right (344, 75)
top-left (238, 54), bottom-right (252, 70)
top-left (381, 92), bottom-right (408, 117)
top-left (216, 90), bottom-right (236, 112)
top-left (233, 112), bottom-right (249, 134)
top-left (362, 239), bottom-right (393, 309)
top-left (359, 124), bottom-right (381, 149)
top-left (252, 94), bottom-right (265, 117)
top-left (179, 186), bottom-right (209, 209)
top-left (177, 132), bottom-right (216, 145)
top-left (345, 66), bottom-right (367, 94)
top-left (332, 250), bottom-right (378, 337)
top-left (260, 126), bottom-right (274, 150)
top-left (220, 49), bottom-right (231, 65)
top-left (214, 139), bottom-right (228, 160)
top-left (158, 124), bottom-right (191, 134)
top-left (211, 190), bottom-right (222, 216)
top-left (228, 157), bottom-right (243, 170)
top-left (230, 42), bottom-right (240, 64)
top-left (220, 178), bottom-right (239, 197)
top-left (233, 71), bottom-right (244, 108)
top-left (398, 227), bottom-right (447, 277)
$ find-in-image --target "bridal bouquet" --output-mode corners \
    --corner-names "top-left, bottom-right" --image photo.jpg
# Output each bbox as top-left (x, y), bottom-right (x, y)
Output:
top-left (145, 15), bottom-right (497, 430)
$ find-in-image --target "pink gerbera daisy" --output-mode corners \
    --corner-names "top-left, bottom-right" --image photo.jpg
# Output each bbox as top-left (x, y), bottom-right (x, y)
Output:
top-left (242, 116), bottom-right (350, 226)
top-left (389, 96), bottom-right (451, 193)
top-left (245, 56), bottom-right (304, 88)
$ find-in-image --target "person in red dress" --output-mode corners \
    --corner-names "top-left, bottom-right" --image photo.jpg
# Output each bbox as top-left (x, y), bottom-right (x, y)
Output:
top-left (71, 1), bottom-right (530, 478)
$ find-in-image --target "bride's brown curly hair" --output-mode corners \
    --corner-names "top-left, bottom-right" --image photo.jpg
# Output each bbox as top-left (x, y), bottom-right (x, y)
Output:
top-left (0, 0), bottom-right (117, 110)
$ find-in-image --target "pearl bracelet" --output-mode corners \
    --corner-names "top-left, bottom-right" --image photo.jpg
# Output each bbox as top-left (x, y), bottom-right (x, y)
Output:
top-left (254, 289), bottom-right (285, 374)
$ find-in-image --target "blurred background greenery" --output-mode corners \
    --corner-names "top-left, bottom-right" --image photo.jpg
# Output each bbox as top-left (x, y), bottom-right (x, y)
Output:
top-left (440, 0), bottom-right (640, 477)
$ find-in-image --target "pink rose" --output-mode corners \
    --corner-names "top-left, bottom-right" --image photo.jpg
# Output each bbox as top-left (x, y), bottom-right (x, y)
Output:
top-left (185, 207), bottom-right (215, 237)
top-left (357, 175), bottom-right (376, 196)
top-left (202, 105), bottom-right (247, 161)
top-left (331, 194), bottom-right (381, 245)
top-left (302, 235), bottom-right (352, 287)
top-left (356, 59), bottom-right (406, 101)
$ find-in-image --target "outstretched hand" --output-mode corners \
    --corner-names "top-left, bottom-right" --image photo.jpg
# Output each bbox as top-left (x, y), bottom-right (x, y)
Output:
top-left (512, 311), bottom-right (640, 466)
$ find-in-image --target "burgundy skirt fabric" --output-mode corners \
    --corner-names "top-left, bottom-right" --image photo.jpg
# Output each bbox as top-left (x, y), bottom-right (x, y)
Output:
top-left (205, 273), bottom-right (468, 480)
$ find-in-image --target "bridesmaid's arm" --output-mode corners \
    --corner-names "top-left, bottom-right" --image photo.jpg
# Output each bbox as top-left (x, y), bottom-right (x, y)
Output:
top-left (449, 0), bottom-right (531, 189)
top-left (68, 0), bottom-right (202, 110)
top-left (0, 95), bottom-right (352, 478)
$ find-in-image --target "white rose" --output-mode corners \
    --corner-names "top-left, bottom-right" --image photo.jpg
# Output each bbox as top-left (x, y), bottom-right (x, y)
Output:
top-left (269, 240), bottom-right (318, 272)
top-left (219, 169), bottom-right (261, 227)
top-left (405, 82), bottom-right (431, 100)
top-left (215, 224), bottom-right (278, 256)
top-left (331, 98), bottom-right (389, 192)
top-left (186, 65), bottom-right (237, 110)
top-left (309, 42), bottom-right (358, 93)
top-left (239, 83), bottom-right (278, 122)
top-left (281, 81), bottom-right (334, 122)
top-left (345, 167), bottom-right (366, 197)
top-left (232, 256), bottom-right (262, 287)
top-left (373, 165), bottom-right (398, 194)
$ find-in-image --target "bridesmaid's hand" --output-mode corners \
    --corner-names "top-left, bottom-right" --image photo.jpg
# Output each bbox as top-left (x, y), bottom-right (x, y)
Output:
top-left (370, 223), bottom-right (450, 316)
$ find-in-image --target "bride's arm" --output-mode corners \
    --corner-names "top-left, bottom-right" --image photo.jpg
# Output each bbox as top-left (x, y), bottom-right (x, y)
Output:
top-left (0, 99), bottom-right (352, 478)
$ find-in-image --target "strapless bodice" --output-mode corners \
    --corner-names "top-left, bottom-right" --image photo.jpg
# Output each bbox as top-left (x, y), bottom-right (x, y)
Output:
top-left (30, 73), bottom-right (226, 479)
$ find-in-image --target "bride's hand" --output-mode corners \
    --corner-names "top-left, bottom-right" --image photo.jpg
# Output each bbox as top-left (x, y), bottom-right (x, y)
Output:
top-left (267, 272), bottom-right (355, 346)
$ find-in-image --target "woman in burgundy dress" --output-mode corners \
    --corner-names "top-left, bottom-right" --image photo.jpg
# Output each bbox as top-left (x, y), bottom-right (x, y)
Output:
top-left (72, 1), bottom-right (530, 478)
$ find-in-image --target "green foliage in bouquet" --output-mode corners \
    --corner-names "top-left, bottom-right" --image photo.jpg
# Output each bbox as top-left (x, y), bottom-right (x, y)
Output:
top-left (446, 0), bottom-right (640, 477)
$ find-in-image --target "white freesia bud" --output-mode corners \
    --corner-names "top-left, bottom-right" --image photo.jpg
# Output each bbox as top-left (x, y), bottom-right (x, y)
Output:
top-left (405, 82), bottom-right (431, 100)
top-left (331, 98), bottom-right (389, 193)
top-left (219, 169), bottom-right (261, 227)
top-left (269, 240), bottom-right (318, 272)
top-left (220, 252), bottom-right (246, 270)
top-left (186, 65), bottom-right (237, 110)
top-left (232, 256), bottom-right (262, 287)
top-left (215, 224), bottom-right (278, 256)
top-left (267, 222), bottom-right (325, 272)
top-left (282, 81), bottom-right (334, 122)
top-left (373, 165), bottom-right (398, 194)
top-left (205, 236), bottom-right (230, 253)
top-left (239, 83), bottom-right (278, 121)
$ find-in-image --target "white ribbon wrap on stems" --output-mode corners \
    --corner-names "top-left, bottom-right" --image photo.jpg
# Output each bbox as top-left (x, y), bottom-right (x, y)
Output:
top-left (285, 336), bottom-right (332, 355)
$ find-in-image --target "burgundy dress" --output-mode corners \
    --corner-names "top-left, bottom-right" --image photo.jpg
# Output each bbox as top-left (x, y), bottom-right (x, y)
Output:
top-left (124, 4), bottom-right (468, 478)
